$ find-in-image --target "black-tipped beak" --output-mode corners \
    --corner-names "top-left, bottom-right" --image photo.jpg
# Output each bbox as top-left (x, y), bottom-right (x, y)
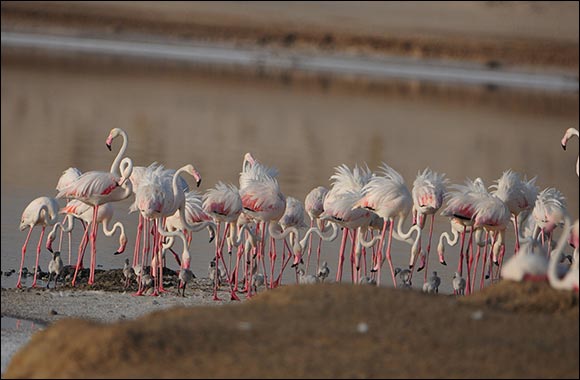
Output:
top-left (47, 246), bottom-right (53, 253)
top-left (209, 235), bottom-right (215, 244)
top-left (408, 264), bottom-right (413, 269)
top-left (113, 251), bottom-right (122, 255)
top-left (106, 143), bottom-right (112, 151)
top-left (493, 260), bottom-right (499, 266)
top-left (562, 143), bottom-right (567, 151)
top-left (441, 260), bottom-right (447, 266)
top-left (196, 179), bottom-right (202, 187)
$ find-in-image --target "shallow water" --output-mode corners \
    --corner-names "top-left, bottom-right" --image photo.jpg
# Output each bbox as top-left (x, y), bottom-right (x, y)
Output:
top-left (1, 59), bottom-right (578, 295)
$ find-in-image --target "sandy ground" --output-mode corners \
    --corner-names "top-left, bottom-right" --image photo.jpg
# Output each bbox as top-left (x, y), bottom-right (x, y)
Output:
top-left (1, 279), bottom-right (578, 378)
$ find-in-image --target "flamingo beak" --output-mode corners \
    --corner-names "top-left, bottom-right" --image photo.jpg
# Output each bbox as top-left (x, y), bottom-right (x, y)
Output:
top-left (196, 178), bottom-right (202, 187)
top-left (106, 143), bottom-right (112, 151)
top-left (562, 143), bottom-right (566, 151)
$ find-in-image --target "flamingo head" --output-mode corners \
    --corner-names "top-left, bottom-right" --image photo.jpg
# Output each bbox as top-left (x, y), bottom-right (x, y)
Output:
top-left (105, 128), bottom-right (122, 151)
top-left (243, 152), bottom-right (256, 172)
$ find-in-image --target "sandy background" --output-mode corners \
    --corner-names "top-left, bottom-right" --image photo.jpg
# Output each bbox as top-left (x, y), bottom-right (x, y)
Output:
top-left (2, 281), bottom-right (579, 378)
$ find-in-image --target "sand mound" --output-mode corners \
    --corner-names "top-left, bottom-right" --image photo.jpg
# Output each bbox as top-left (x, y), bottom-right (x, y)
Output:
top-left (4, 282), bottom-right (579, 379)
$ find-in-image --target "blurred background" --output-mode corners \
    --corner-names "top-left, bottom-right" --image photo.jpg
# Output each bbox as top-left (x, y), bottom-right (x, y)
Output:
top-left (1, 1), bottom-right (578, 292)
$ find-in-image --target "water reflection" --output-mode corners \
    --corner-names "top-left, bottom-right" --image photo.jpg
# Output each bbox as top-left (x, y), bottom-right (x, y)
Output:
top-left (1, 59), bottom-right (578, 294)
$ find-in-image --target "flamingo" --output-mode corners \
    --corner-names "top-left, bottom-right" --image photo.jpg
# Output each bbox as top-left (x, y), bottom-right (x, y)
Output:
top-left (422, 271), bottom-right (441, 294)
top-left (352, 163), bottom-right (421, 287)
top-left (490, 170), bottom-right (537, 253)
top-left (178, 268), bottom-right (195, 297)
top-left (46, 250), bottom-right (63, 289)
top-left (46, 200), bottom-right (128, 285)
top-left (297, 268), bottom-right (319, 284)
top-left (500, 242), bottom-right (549, 282)
top-left (472, 189), bottom-right (511, 287)
top-left (304, 186), bottom-right (329, 272)
top-left (17, 196), bottom-right (60, 288)
top-left (439, 177), bottom-right (490, 292)
top-left (279, 196), bottom-right (308, 271)
top-left (239, 160), bottom-right (286, 290)
top-left (55, 167), bottom-right (82, 264)
top-left (561, 127), bottom-right (579, 177)
top-left (411, 168), bottom-right (449, 278)
top-left (317, 261), bottom-right (330, 282)
top-left (56, 157), bottom-right (133, 285)
top-left (203, 181), bottom-right (243, 300)
top-left (452, 272), bottom-right (466, 296)
top-left (530, 187), bottom-right (568, 254)
top-left (133, 163), bottom-right (202, 295)
top-left (122, 258), bottom-right (134, 288)
top-left (322, 164), bottom-right (375, 283)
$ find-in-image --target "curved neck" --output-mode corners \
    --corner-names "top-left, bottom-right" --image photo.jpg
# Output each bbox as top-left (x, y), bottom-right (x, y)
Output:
top-left (299, 222), bottom-right (339, 250)
top-left (357, 227), bottom-right (381, 248)
top-left (110, 130), bottom-right (128, 177)
top-left (157, 219), bottom-right (190, 269)
top-left (547, 217), bottom-right (573, 288)
top-left (102, 218), bottom-right (124, 237)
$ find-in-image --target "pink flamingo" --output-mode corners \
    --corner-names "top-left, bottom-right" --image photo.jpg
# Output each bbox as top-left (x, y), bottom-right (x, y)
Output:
top-left (439, 177), bottom-right (489, 291)
top-left (490, 170), bottom-right (538, 254)
top-left (279, 196), bottom-right (308, 270)
top-left (46, 200), bottom-right (127, 285)
top-left (304, 186), bottom-right (329, 272)
top-left (472, 190), bottom-right (511, 288)
top-left (353, 163), bottom-right (421, 287)
top-left (530, 187), bottom-right (568, 254)
top-left (322, 164), bottom-right (375, 283)
top-left (239, 155), bottom-right (286, 290)
top-left (561, 127), bottom-right (579, 177)
top-left (55, 167), bottom-right (82, 264)
top-left (203, 181), bottom-right (243, 300)
top-left (57, 156), bottom-right (133, 285)
top-left (17, 196), bottom-right (60, 288)
top-left (132, 163), bottom-right (202, 295)
top-left (411, 168), bottom-right (448, 278)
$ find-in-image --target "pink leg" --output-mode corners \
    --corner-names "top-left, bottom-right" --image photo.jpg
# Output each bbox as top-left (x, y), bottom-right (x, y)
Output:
top-left (305, 220), bottom-right (314, 273)
top-left (71, 224), bottom-right (90, 286)
top-left (273, 239), bottom-right (293, 287)
top-left (385, 220), bottom-right (397, 288)
top-left (479, 237), bottom-right (490, 290)
top-left (16, 228), bottom-right (34, 288)
top-left (465, 229), bottom-right (474, 296)
top-left (88, 205), bottom-right (99, 285)
top-left (31, 226), bottom-right (46, 288)
top-left (133, 214), bottom-right (143, 268)
top-left (457, 227), bottom-right (466, 277)
top-left (513, 216), bottom-right (520, 254)
top-left (372, 220), bottom-right (390, 286)
top-left (422, 215), bottom-right (436, 282)
top-left (335, 228), bottom-right (349, 282)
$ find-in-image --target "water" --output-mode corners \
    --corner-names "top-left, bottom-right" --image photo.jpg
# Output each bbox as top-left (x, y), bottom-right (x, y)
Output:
top-left (1, 316), bottom-right (45, 375)
top-left (1, 58), bottom-right (578, 294)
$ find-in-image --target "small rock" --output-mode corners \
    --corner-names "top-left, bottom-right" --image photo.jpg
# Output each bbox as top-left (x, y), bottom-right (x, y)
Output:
top-left (238, 321), bottom-right (252, 331)
top-left (49, 309), bottom-right (58, 316)
top-left (471, 310), bottom-right (484, 321)
top-left (356, 322), bottom-right (369, 334)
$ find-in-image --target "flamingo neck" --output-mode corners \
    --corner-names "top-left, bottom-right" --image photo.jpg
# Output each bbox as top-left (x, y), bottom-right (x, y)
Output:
top-left (110, 130), bottom-right (128, 177)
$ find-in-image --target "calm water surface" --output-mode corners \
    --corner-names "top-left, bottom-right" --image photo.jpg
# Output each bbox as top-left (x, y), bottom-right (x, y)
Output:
top-left (1, 61), bottom-right (578, 294)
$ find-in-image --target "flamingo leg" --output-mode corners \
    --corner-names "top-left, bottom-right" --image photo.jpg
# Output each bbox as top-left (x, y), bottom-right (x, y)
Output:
top-left (305, 220), bottom-right (314, 273)
top-left (71, 223), bottom-right (90, 286)
top-left (335, 228), bottom-right (349, 283)
top-left (16, 227), bottom-right (34, 288)
top-left (372, 219), bottom-right (390, 286)
top-left (385, 219), bottom-right (397, 288)
top-left (31, 226), bottom-right (46, 288)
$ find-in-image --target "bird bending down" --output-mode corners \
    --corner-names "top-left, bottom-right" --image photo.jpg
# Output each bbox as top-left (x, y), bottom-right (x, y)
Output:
top-left (17, 196), bottom-right (60, 288)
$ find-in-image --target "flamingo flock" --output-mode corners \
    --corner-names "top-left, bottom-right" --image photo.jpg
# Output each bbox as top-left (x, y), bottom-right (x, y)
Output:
top-left (15, 126), bottom-right (579, 297)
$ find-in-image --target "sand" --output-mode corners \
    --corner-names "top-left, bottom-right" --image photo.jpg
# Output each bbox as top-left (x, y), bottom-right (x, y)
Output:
top-left (1, 278), bottom-right (579, 379)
